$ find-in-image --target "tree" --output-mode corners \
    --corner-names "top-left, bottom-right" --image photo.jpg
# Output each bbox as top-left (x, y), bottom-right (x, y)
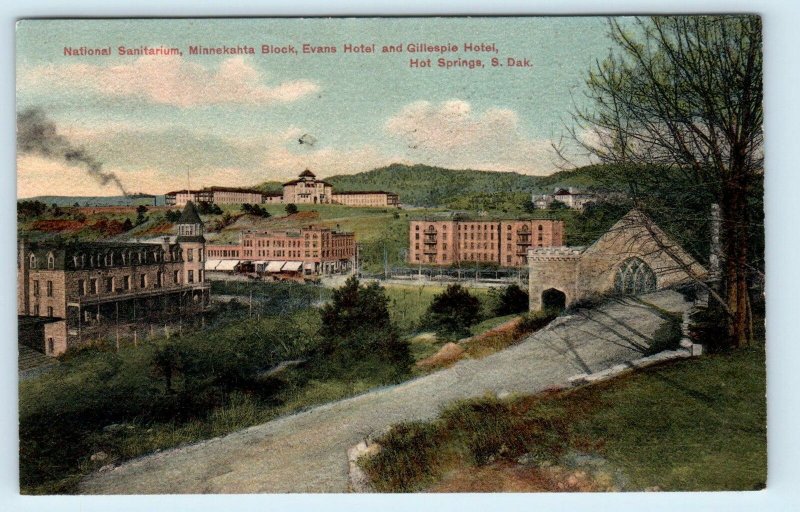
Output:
top-left (423, 284), bottom-right (481, 337)
top-left (285, 203), bottom-right (299, 215)
top-left (570, 16), bottom-right (762, 347)
top-left (135, 204), bottom-right (148, 225)
top-left (318, 276), bottom-right (411, 373)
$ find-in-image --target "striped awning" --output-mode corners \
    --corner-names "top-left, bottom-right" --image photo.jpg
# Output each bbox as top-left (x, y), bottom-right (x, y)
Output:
top-left (215, 260), bottom-right (240, 271)
top-left (283, 261), bottom-right (303, 272)
top-left (204, 259), bottom-right (222, 270)
top-left (266, 261), bottom-right (285, 272)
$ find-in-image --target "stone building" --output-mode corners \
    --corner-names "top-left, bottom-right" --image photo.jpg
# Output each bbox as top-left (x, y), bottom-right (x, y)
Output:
top-left (17, 202), bottom-right (211, 356)
top-left (205, 225), bottom-right (356, 277)
top-left (528, 209), bottom-right (707, 310)
top-left (282, 169), bottom-right (399, 207)
top-left (408, 219), bottom-right (565, 267)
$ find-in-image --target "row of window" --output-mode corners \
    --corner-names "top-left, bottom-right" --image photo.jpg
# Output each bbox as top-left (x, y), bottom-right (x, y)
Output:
top-left (73, 270), bottom-right (203, 296)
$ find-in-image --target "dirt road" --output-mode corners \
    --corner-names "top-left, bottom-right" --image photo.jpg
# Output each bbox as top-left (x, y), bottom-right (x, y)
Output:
top-left (81, 291), bottom-right (690, 494)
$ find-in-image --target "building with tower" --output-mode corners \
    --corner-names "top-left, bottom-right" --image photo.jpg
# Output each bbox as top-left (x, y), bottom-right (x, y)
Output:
top-left (17, 202), bottom-right (211, 357)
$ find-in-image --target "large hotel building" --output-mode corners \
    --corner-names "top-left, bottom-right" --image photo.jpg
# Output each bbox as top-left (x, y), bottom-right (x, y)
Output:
top-left (206, 225), bottom-right (356, 277)
top-left (408, 219), bottom-right (565, 267)
top-left (166, 170), bottom-right (399, 208)
top-left (17, 202), bottom-right (210, 357)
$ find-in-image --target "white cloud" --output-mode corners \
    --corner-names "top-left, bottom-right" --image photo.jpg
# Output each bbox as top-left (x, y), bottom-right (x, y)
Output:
top-left (385, 99), bottom-right (572, 175)
top-left (22, 56), bottom-right (319, 107)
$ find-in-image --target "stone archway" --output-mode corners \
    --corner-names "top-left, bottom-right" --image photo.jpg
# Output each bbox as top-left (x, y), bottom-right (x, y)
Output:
top-left (614, 257), bottom-right (657, 295)
top-left (541, 288), bottom-right (567, 311)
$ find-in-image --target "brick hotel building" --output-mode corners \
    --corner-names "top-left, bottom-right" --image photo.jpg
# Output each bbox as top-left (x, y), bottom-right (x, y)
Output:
top-left (408, 219), bottom-right (565, 267)
top-left (206, 225), bottom-right (356, 276)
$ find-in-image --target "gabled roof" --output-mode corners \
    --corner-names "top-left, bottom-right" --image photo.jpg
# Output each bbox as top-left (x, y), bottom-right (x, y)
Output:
top-left (177, 201), bottom-right (203, 224)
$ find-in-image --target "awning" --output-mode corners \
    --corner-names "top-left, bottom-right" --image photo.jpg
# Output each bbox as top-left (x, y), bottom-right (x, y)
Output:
top-left (215, 260), bottom-right (240, 271)
top-left (283, 261), bottom-right (303, 272)
top-left (303, 262), bottom-right (316, 270)
top-left (266, 261), bottom-right (285, 272)
top-left (204, 259), bottom-right (222, 270)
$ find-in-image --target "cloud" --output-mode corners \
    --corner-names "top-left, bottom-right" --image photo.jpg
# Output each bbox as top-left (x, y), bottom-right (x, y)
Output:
top-left (385, 99), bottom-right (575, 175)
top-left (22, 56), bottom-right (319, 107)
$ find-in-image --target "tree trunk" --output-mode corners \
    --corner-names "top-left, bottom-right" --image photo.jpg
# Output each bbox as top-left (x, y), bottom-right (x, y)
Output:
top-left (721, 175), bottom-right (753, 348)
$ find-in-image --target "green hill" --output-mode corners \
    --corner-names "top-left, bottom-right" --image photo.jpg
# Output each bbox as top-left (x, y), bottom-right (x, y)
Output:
top-left (259, 163), bottom-right (622, 209)
top-left (325, 164), bottom-right (542, 207)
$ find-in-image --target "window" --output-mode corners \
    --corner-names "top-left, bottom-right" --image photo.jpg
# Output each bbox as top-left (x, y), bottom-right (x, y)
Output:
top-left (199, 270), bottom-right (204, 282)
top-left (199, 249), bottom-right (203, 262)
top-left (105, 277), bottom-right (114, 293)
top-left (123, 276), bottom-right (130, 290)
top-left (33, 280), bottom-right (40, 297)
top-left (47, 306), bottom-right (53, 317)
top-left (140, 274), bottom-right (147, 288)
top-left (187, 249), bottom-right (194, 262)
top-left (84, 310), bottom-right (93, 322)
top-left (47, 253), bottom-right (55, 269)
top-left (157, 272), bottom-right (164, 288)
top-left (29, 255), bottom-right (37, 269)
top-left (33, 304), bottom-right (39, 316)
top-left (174, 270), bottom-right (180, 284)
top-left (90, 278), bottom-right (98, 294)
top-left (46, 281), bottom-right (53, 297)
top-left (48, 338), bottom-right (54, 354)
top-left (78, 280), bottom-right (86, 296)
top-left (188, 270), bottom-right (194, 283)
top-left (415, 233), bottom-right (419, 240)
top-left (507, 255), bottom-right (512, 263)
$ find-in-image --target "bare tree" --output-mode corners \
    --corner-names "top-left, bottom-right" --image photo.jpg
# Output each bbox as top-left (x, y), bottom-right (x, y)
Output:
top-left (569, 16), bottom-right (763, 347)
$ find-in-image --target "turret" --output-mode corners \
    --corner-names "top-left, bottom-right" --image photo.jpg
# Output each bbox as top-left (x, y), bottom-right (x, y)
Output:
top-left (175, 201), bottom-right (205, 285)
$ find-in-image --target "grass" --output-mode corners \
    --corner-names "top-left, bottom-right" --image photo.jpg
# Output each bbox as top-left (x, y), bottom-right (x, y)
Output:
top-left (382, 283), bottom-right (492, 335)
top-left (360, 345), bottom-right (766, 492)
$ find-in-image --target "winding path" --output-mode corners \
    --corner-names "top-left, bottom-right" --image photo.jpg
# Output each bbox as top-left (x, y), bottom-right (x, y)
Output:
top-left (81, 291), bottom-right (690, 494)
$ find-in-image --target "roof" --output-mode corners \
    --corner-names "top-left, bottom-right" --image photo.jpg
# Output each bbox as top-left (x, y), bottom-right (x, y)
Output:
top-left (177, 201), bottom-right (203, 224)
top-left (299, 169), bottom-right (316, 178)
top-left (282, 179), bottom-right (332, 186)
top-left (202, 186), bottom-right (264, 194)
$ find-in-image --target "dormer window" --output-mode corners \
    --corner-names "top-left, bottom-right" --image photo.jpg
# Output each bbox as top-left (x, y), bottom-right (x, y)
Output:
top-left (29, 254), bottom-right (37, 269)
top-left (47, 253), bottom-right (55, 269)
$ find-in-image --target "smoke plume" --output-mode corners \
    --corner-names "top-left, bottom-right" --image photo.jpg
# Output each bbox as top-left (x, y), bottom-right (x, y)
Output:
top-left (17, 107), bottom-right (129, 196)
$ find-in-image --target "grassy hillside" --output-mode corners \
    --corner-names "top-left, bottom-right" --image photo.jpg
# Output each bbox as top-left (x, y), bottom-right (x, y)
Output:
top-left (361, 346), bottom-right (766, 492)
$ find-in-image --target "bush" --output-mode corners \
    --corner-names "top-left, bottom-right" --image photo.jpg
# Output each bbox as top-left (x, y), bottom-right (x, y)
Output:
top-left (285, 203), bottom-right (298, 215)
top-left (493, 284), bottom-right (529, 316)
top-left (361, 422), bottom-right (444, 492)
top-left (515, 309), bottom-right (557, 336)
top-left (421, 284), bottom-right (482, 337)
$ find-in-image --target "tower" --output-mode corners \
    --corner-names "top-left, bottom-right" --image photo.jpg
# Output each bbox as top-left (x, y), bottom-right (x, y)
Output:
top-left (176, 201), bottom-right (205, 286)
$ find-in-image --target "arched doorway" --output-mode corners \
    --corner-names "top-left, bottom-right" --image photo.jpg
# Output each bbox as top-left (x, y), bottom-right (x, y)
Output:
top-left (614, 257), bottom-right (657, 295)
top-left (541, 288), bottom-right (567, 311)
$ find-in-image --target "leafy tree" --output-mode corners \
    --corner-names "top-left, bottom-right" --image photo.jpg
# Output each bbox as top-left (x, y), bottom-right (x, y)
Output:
top-left (494, 284), bottom-right (530, 316)
top-left (164, 209), bottom-right (182, 222)
top-left (285, 203), bottom-right (299, 215)
top-left (17, 200), bottom-right (47, 218)
top-left (135, 204), bottom-right (148, 225)
top-left (318, 276), bottom-right (411, 375)
top-left (422, 284), bottom-right (481, 337)
top-left (549, 200), bottom-right (568, 211)
top-left (122, 218), bottom-right (133, 231)
top-left (570, 16), bottom-right (763, 347)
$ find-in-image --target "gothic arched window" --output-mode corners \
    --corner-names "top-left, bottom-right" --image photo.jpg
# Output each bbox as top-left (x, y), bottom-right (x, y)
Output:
top-left (614, 257), bottom-right (657, 295)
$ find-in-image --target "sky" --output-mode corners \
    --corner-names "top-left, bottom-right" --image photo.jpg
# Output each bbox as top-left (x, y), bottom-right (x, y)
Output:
top-left (15, 17), bottom-right (616, 197)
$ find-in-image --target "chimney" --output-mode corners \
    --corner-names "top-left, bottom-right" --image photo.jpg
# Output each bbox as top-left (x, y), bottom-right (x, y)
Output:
top-left (161, 236), bottom-right (171, 261)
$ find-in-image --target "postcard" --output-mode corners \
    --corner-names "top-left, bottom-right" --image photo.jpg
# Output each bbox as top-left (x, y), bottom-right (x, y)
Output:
top-left (16, 16), bottom-right (765, 494)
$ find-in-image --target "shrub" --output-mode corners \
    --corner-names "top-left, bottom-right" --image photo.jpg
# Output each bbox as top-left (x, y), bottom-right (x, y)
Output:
top-left (361, 422), bottom-right (444, 492)
top-left (493, 284), bottom-right (529, 316)
top-left (421, 284), bottom-right (481, 337)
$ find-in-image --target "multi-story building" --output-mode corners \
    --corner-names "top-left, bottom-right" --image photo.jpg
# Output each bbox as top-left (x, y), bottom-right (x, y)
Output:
top-left (205, 225), bottom-right (356, 276)
top-left (165, 186), bottom-right (267, 207)
top-left (408, 219), bottom-right (565, 267)
top-left (17, 202), bottom-right (210, 356)
top-left (331, 191), bottom-right (400, 207)
top-left (165, 170), bottom-right (400, 209)
top-left (533, 187), bottom-right (601, 210)
top-left (282, 169), bottom-right (400, 207)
